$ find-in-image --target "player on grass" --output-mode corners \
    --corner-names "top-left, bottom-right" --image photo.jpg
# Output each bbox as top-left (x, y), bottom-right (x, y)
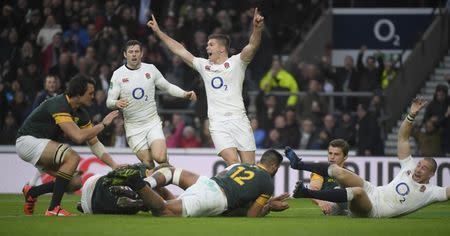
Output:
top-left (286, 97), bottom-right (450, 218)
top-left (106, 40), bottom-right (197, 169)
top-left (147, 8), bottom-right (265, 166)
top-left (16, 75), bottom-right (120, 216)
top-left (307, 138), bottom-right (349, 215)
top-left (110, 149), bottom-right (289, 217)
top-left (77, 164), bottom-right (175, 214)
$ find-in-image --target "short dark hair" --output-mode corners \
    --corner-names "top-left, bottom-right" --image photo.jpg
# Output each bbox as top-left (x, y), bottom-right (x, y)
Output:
top-left (329, 139), bottom-right (349, 157)
top-left (123, 39), bottom-right (142, 52)
top-left (66, 74), bottom-right (95, 97)
top-left (424, 157), bottom-right (437, 173)
top-left (260, 149), bottom-right (283, 166)
top-left (208, 34), bottom-right (230, 53)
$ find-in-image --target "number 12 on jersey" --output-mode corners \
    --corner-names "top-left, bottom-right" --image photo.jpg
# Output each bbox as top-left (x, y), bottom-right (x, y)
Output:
top-left (229, 166), bottom-right (255, 186)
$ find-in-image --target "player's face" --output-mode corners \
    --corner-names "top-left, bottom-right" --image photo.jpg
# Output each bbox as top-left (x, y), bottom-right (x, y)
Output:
top-left (412, 159), bottom-right (435, 183)
top-left (124, 44), bottom-right (143, 69)
top-left (79, 83), bottom-right (95, 107)
top-left (206, 39), bottom-right (224, 62)
top-left (327, 146), bottom-right (346, 166)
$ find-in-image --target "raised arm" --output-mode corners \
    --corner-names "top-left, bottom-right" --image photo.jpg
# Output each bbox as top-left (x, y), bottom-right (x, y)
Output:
top-left (147, 15), bottom-right (195, 68)
top-left (154, 67), bottom-right (197, 101)
top-left (397, 97), bottom-right (427, 160)
top-left (240, 8), bottom-right (264, 63)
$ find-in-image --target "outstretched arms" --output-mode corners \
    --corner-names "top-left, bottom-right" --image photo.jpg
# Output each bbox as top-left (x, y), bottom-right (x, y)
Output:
top-left (397, 97), bottom-right (427, 160)
top-left (147, 15), bottom-right (195, 68)
top-left (240, 8), bottom-right (264, 63)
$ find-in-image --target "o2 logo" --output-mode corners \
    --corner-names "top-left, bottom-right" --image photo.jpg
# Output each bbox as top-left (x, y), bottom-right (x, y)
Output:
top-left (373, 19), bottom-right (400, 46)
top-left (211, 77), bottom-right (228, 91)
top-left (132, 87), bottom-right (148, 101)
top-left (395, 182), bottom-right (410, 203)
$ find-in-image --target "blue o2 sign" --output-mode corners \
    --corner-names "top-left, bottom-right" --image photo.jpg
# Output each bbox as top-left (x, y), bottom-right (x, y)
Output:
top-left (333, 8), bottom-right (434, 50)
top-left (211, 77), bottom-right (224, 89)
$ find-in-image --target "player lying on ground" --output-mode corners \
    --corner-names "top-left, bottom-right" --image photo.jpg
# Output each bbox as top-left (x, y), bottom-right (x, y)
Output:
top-left (109, 149), bottom-right (289, 217)
top-left (286, 97), bottom-right (450, 218)
top-left (77, 164), bottom-right (174, 214)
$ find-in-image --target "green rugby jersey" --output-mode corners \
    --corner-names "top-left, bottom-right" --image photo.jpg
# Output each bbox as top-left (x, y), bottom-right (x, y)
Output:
top-left (310, 173), bottom-right (339, 190)
top-left (212, 163), bottom-right (274, 210)
top-left (17, 94), bottom-right (92, 140)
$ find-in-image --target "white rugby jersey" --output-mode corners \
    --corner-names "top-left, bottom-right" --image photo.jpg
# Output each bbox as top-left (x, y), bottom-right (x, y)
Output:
top-left (107, 63), bottom-right (185, 135)
top-left (193, 54), bottom-right (248, 122)
top-left (375, 156), bottom-right (447, 217)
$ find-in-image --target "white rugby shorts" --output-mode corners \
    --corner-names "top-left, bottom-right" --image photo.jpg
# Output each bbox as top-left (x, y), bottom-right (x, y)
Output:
top-left (15, 135), bottom-right (50, 166)
top-left (179, 176), bottom-right (228, 217)
top-left (127, 121), bottom-right (165, 153)
top-left (209, 118), bottom-right (256, 154)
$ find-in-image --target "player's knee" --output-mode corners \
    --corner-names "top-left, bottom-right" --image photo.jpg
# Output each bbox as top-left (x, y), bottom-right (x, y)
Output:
top-left (54, 144), bottom-right (79, 167)
top-left (152, 150), bottom-right (167, 163)
top-left (330, 164), bottom-right (344, 177)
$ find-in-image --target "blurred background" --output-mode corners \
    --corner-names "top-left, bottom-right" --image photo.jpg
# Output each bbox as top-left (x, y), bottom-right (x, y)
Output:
top-left (0, 0), bottom-right (449, 158)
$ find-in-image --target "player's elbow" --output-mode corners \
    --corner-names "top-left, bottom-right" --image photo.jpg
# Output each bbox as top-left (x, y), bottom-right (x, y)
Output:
top-left (106, 99), bottom-right (117, 109)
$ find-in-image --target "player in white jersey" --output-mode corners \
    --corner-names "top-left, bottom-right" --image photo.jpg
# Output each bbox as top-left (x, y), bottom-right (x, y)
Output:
top-left (147, 8), bottom-right (265, 165)
top-left (286, 97), bottom-right (449, 218)
top-left (106, 40), bottom-right (197, 169)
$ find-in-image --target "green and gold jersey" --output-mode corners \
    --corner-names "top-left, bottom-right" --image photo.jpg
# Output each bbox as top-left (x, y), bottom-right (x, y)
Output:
top-left (17, 94), bottom-right (92, 140)
top-left (310, 173), bottom-right (339, 190)
top-left (212, 163), bottom-right (274, 210)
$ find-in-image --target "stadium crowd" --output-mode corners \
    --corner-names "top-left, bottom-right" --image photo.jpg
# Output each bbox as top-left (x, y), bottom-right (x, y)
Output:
top-left (0, 0), bottom-right (449, 156)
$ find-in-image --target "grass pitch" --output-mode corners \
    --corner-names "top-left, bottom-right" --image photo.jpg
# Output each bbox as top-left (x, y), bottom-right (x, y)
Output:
top-left (0, 194), bottom-right (449, 236)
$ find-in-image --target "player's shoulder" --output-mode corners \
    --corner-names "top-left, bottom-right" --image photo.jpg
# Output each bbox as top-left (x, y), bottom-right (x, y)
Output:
top-left (112, 64), bottom-right (128, 75)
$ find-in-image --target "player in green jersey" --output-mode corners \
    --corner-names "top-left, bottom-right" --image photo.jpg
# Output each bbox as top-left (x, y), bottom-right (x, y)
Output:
top-left (106, 149), bottom-right (290, 217)
top-left (16, 74), bottom-right (120, 216)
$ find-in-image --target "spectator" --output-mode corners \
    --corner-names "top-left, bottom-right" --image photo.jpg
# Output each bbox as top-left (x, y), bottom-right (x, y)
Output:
top-left (63, 17), bottom-right (89, 55)
top-left (334, 112), bottom-right (356, 147)
top-left (298, 118), bottom-right (321, 149)
top-left (49, 51), bottom-right (79, 88)
top-left (356, 46), bottom-right (383, 92)
top-left (250, 116), bottom-right (266, 149)
top-left (335, 55), bottom-right (359, 110)
top-left (284, 107), bottom-right (300, 148)
top-left (356, 103), bottom-right (384, 156)
top-left (8, 90), bottom-right (31, 126)
top-left (412, 117), bottom-right (443, 157)
top-left (298, 79), bottom-right (327, 127)
top-left (256, 94), bottom-right (282, 131)
top-left (109, 116), bottom-right (127, 148)
top-left (260, 56), bottom-right (299, 108)
top-left (95, 63), bottom-right (111, 92)
top-left (0, 111), bottom-right (18, 144)
top-left (20, 9), bottom-right (43, 42)
top-left (320, 113), bottom-right (337, 142)
top-left (36, 14), bottom-right (62, 51)
top-left (423, 84), bottom-right (449, 124)
top-left (17, 61), bottom-right (42, 102)
top-left (166, 113), bottom-right (184, 148)
top-left (89, 89), bottom-right (109, 125)
top-left (180, 125), bottom-right (201, 148)
top-left (381, 60), bottom-right (396, 90)
top-left (42, 32), bottom-right (64, 75)
top-left (32, 75), bottom-right (59, 109)
top-left (265, 128), bottom-right (285, 149)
